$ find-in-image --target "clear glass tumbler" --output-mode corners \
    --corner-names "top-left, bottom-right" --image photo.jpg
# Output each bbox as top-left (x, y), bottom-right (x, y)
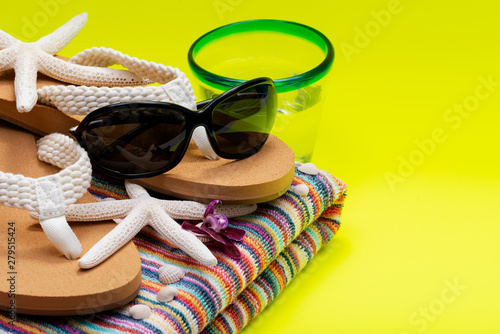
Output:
top-left (188, 19), bottom-right (334, 163)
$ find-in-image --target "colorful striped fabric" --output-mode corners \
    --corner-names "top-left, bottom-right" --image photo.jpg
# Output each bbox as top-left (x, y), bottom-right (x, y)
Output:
top-left (202, 205), bottom-right (344, 334)
top-left (0, 165), bottom-right (346, 334)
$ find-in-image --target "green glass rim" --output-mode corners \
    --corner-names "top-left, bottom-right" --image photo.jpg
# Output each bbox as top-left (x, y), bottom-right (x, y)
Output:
top-left (188, 19), bottom-right (334, 94)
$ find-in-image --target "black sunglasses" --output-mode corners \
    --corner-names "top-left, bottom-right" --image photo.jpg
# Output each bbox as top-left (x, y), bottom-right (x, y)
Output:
top-left (70, 77), bottom-right (277, 179)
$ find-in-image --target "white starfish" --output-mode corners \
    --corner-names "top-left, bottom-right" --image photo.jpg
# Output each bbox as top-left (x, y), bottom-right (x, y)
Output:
top-left (62, 181), bottom-right (256, 269)
top-left (0, 13), bottom-right (149, 112)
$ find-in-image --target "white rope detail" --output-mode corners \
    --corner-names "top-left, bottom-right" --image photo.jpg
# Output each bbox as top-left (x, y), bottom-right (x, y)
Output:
top-left (37, 78), bottom-right (192, 115)
top-left (0, 133), bottom-right (92, 259)
top-left (0, 133), bottom-right (91, 211)
top-left (36, 47), bottom-right (218, 159)
top-left (36, 133), bottom-right (92, 207)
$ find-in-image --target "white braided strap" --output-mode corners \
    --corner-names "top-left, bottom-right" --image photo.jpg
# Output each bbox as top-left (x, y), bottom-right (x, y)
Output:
top-left (36, 133), bottom-right (93, 206)
top-left (37, 77), bottom-right (194, 115)
top-left (37, 47), bottom-right (219, 160)
top-left (0, 133), bottom-right (92, 259)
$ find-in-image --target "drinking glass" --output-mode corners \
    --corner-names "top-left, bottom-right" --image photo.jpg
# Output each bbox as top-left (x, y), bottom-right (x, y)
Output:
top-left (188, 19), bottom-right (334, 162)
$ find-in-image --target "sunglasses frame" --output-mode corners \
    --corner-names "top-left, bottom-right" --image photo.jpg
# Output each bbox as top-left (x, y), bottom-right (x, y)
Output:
top-left (70, 77), bottom-right (277, 179)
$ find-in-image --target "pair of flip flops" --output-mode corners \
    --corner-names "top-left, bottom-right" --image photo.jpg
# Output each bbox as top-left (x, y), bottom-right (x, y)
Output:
top-left (0, 14), bottom-right (294, 315)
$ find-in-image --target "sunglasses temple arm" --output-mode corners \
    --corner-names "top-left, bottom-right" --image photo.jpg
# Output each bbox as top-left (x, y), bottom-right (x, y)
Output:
top-left (196, 93), bottom-right (265, 111)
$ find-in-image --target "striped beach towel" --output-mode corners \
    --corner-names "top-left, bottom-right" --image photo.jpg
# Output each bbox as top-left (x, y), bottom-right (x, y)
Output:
top-left (0, 165), bottom-right (346, 333)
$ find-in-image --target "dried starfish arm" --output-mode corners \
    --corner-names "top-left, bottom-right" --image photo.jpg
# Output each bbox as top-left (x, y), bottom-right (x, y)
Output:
top-left (0, 29), bottom-right (17, 49)
top-left (35, 12), bottom-right (88, 56)
top-left (78, 205), bottom-right (146, 269)
top-left (64, 199), bottom-right (136, 221)
top-left (150, 206), bottom-right (217, 266)
top-left (159, 200), bottom-right (213, 220)
top-left (124, 182), bottom-right (148, 198)
top-left (30, 198), bottom-right (135, 222)
top-left (37, 52), bottom-right (149, 87)
top-left (15, 50), bottom-right (38, 112)
top-left (159, 200), bottom-right (257, 220)
top-left (69, 47), bottom-right (183, 84)
top-left (126, 182), bottom-right (257, 220)
top-left (214, 204), bottom-right (258, 218)
top-left (0, 47), bottom-right (16, 71)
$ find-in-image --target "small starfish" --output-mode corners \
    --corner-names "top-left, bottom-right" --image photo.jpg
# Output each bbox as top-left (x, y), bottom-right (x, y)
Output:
top-left (0, 13), bottom-right (148, 112)
top-left (62, 181), bottom-right (256, 269)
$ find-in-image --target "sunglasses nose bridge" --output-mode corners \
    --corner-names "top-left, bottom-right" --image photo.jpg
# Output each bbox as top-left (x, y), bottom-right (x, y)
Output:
top-left (187, 104), bottom-right (213, 129)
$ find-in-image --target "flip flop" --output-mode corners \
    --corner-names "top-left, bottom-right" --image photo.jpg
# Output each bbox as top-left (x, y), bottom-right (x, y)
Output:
top-left (0, 68), bottom-right (295, 205)
top-left (0, 120), bottom-right (142, 315)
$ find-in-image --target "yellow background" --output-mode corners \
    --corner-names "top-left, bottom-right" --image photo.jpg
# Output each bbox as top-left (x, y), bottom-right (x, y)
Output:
top-left (2, 0), bottom-right (499, 333)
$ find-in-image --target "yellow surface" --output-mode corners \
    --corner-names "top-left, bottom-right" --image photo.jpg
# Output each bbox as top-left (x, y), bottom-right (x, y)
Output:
top-left (2, 0), bottom-right (499, 333)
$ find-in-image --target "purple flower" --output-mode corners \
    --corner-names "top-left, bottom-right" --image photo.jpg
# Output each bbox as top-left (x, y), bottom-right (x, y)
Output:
top-left (182, 200), bottom-right (246, 259)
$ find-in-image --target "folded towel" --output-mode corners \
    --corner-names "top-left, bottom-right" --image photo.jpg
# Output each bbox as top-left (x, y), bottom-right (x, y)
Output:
top-left (0, 165), bottom-right (346, 333)
top-left (203, 204), bottom-right (344, 334)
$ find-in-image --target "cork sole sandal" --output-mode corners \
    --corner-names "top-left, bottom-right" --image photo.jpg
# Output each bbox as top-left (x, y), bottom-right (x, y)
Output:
top-left (0, 71), bottom-right (295, 204)
top-left (0, 120), bottom-right (142, 315)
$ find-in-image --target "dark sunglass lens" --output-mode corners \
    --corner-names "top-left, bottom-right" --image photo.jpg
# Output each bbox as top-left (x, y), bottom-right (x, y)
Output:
top-left (80, 105), bottom-right (187, 176)
top-left (212, 83), bottom-right (277, 156)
